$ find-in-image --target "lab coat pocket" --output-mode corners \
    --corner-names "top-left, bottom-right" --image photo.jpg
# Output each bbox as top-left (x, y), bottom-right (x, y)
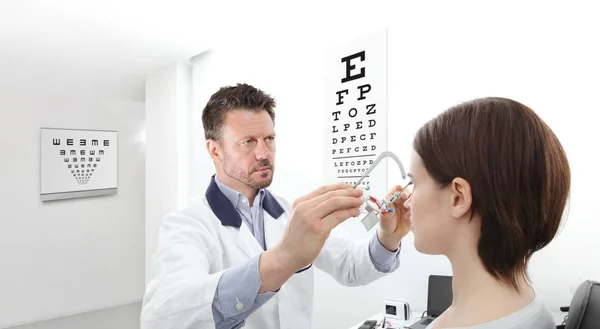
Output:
top-left (140, 273), bottom-right (166, 323)
top-left (289, 263), bottom-right (314, 308)
top-left (277, 263), bottom-right (315, 329)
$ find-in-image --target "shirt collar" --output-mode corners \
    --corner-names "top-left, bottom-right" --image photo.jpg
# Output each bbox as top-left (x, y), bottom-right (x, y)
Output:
top-left (214, 175), bottom-right (265, 209)
top-left (206, 174), bottom-right (285, 227)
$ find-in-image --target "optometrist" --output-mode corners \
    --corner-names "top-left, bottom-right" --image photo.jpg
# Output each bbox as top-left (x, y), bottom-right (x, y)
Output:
top-left (140, 83), bottom-right (411, 329)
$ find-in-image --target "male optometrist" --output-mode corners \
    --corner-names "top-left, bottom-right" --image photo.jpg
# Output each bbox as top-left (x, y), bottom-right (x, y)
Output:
top-left (140, 83), bottom-right (411, 329)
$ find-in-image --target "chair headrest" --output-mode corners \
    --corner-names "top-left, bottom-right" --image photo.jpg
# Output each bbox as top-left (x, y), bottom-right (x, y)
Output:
top-left (566, 280), bottom-right (600, 329)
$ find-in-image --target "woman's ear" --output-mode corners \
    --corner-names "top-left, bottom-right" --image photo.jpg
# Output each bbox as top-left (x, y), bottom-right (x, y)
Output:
top-left (450, 177), bottom-right (472, 219)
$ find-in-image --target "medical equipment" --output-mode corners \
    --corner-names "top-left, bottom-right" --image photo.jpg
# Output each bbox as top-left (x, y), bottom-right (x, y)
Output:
top-left (384, 299), bottom-right (412, 321)
top-left (358, 320), bottom-right (378, 329)
top-left (357, 320), bottom-right (378, 329)
top-left (354, 151), bottom-right (412, 230)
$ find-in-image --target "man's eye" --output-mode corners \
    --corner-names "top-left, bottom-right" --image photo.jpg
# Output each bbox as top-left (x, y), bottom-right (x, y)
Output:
top-left (243, 140), bottom-right (253, 145)
top-left (266, 137), bottom-right (274, 142)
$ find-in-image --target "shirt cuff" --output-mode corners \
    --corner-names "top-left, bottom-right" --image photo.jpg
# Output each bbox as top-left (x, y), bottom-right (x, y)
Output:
top-left (212, 253), bottom-right (276, 323)
top-left (368, 231), bottom-right (401, 273)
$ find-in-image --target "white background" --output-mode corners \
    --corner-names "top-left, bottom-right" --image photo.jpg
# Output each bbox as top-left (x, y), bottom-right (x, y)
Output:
top-left (187, 3), bottom-right (600, 328)
top-left (40, 128), bottom-right (118, 196)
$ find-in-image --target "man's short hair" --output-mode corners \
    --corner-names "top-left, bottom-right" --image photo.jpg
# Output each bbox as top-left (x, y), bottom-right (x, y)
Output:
top-left (202, 83), bottom-right (276, 141)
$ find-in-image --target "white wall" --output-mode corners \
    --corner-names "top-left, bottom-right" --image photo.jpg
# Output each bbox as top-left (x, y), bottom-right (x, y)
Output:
top-left (189, 2), bottom-right (600, 328)
top-left (193, 2), bottom-right (600, 328)
top-left (0, 83), bottom-right (146, 328)
top-left (144, 62), bottom-right (192, 285)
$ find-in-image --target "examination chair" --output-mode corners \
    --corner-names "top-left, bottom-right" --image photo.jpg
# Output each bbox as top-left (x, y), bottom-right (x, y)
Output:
top-left (557, 280), bottom-right (600, 329)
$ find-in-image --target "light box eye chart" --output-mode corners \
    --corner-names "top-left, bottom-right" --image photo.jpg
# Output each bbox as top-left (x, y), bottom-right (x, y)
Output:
top-left (324, 30), bottom-right (388, 197)
top-left (40, 128), bottom-right (118, 201)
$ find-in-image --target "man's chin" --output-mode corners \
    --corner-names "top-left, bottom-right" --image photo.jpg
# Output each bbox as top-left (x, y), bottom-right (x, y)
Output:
top-left (255, 176), bottom-right (273, 189)
top-left (244, 171), bottom-right (272, 188)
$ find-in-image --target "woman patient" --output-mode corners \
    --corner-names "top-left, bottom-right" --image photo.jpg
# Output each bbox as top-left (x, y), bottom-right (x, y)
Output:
top-left (400, 97), bottom-right (570, 328)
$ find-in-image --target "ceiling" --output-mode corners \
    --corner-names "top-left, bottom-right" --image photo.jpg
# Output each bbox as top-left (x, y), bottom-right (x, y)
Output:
top-left (1, 0), bottom-right (501, 101)
top-left (0, 0), bottom-right (221, 101)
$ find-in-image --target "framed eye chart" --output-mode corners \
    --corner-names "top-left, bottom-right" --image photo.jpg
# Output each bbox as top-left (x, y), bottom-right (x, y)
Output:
top-left (324, 30), bottom-right (388, 199)
top-left (40, 128), bottom-right (118, 201)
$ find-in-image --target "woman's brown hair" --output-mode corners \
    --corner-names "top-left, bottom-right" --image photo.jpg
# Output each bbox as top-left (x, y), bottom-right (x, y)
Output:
top-left (413, 97), bottom-right (571, 290)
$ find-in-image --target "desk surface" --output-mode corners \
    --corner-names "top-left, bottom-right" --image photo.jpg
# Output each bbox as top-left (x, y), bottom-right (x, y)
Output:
top-left (350, 311), bottom-right (567, 329)
top-left (349, 311), bottom-right (422, 329)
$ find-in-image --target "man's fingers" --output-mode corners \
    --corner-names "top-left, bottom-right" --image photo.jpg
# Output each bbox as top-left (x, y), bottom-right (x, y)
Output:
top-left (309, 190), bottom-right (363, 219)
top-left (321, 207), bottom-right (362, 232)
top-left (311, 187), bottom-right (362, 205)
top-left (305, 187), bottom-right (362, 207)
top-left (385, 185), bottom-right (402, 197)
top-left (392, 191), bottom-right (410, 203)
top-left (293, 183), bottom-right (354, 207)
top-left (391, 184), bottom-right (404, 192)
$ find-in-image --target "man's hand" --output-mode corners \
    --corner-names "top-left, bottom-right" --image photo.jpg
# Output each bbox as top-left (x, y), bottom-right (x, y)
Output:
top-left (377, 184), bottom-right (412, 252)
top-left (259, 183), bottom-right (362, 293)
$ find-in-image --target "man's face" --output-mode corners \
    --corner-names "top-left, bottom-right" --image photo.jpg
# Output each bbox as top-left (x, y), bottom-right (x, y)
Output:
top-left (217, 109), bottom-right (276, 190)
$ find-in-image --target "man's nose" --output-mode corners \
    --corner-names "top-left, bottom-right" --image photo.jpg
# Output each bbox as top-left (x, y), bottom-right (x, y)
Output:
top-left (255, 140), bottom-right (270, 159)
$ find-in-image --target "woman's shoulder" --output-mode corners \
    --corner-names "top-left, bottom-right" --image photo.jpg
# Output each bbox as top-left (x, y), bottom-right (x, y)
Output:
top-left (425, 290), bottom-right (555, 329)
top-left (510, 291), bottom-right (556, 328)
top-left (509, 293), bottom-right (556, 329)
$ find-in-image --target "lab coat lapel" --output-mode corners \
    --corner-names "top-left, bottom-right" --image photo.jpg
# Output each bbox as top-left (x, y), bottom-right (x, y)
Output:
top-left (205, 176), bottom-right (288, 259)
top-left (262, 189), bottom-right (287, 250)
top-left (263, 210), bottom-right (287, 251)
top-left (235, 221), bottom-right (264, 259)
top-left (205, 175), bottom-right (263, 259)
top-left (262, 192), bottom-right (313, 272)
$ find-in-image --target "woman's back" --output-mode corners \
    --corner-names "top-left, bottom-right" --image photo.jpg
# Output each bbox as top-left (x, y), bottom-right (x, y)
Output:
top-left (425, 290), bottom-right (555, 329)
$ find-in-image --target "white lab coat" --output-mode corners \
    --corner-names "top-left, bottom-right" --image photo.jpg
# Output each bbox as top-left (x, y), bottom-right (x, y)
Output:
top-left (140, 179), bottom-right (396, 329)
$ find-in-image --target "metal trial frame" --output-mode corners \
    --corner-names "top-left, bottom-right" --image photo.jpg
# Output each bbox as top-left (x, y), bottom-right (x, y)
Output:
top-left (354, 151), bottom-right (413, 230)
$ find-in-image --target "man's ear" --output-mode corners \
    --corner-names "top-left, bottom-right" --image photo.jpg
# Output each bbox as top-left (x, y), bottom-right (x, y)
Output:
top-left (206, 139), bottom-right (222, 163)
top-left (450, 177), bottom-right (472, 219)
